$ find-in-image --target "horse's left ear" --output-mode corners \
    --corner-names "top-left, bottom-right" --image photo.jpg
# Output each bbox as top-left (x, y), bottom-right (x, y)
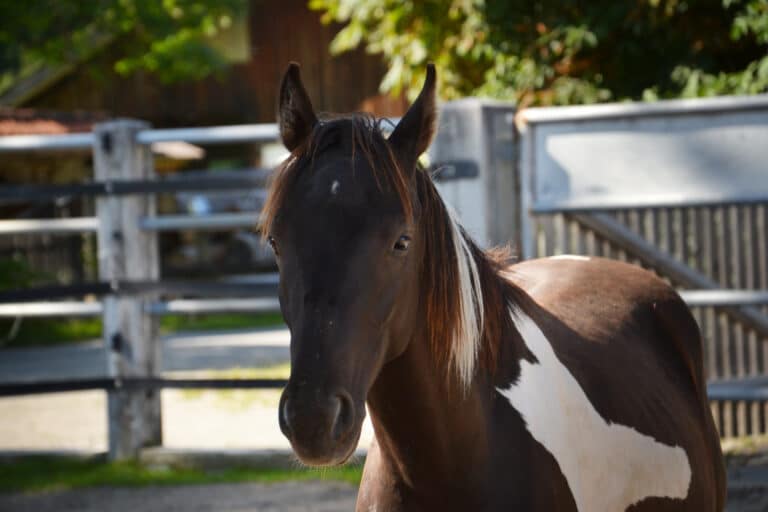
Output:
top-left (388, 64), bottom-right (437, 169)
top-left (278, 62), bottom-right (318, 152)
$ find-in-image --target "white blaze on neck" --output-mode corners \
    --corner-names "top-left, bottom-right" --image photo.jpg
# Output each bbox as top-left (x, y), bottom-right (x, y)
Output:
top-left (497, 310), bottom-right (691, 511)
top-left (331, 180), bottom-right (340, 195)
top-left (446, 206), bottom-right (483, 389)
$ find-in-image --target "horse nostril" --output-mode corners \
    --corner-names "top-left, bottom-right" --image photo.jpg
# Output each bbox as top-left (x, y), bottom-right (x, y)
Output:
top-left (331, 391), bottom-right (355, 442)
top-left (279, 393), bottom-right (292, 435)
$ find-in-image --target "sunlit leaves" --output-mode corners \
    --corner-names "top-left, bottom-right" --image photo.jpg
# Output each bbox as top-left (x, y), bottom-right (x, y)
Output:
top-left (0, 0), bottom-right (247, 84)
top-left (312, 0), bottom-right (768, 105)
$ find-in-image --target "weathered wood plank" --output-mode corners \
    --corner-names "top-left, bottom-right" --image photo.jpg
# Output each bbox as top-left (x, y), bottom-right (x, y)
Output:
top-left (94, 119), bottom-right (161, 461)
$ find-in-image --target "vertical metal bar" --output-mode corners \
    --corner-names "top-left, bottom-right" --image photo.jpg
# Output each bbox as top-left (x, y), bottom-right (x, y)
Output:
top-left (719, 311), bottom-right (732, 380)
top-left (707, 306), bottom-right (721, 379)
top-left (615, 211), bottom-right (628, 261)
top-left (723, 401), bottom-right (733, 439)
top-left (585, 226), bottom-right (596, 257)
top-left (628, 209), bottom-right (641, 265)
top-left (757, 205), bottom-right (768, 376)
top-left (517, 122), bottom-right (536, 260)
top-left (571, 218), bottom-right (585, 255)
top-left (701, 208), bottom-right (720, 379)
top-left (555, 213), bottom-right (567, 256)
top-left (672, 207), bottom-right (684, 264)
top-left (744, 206), bottom-right (760, 375)
top-left (751, 401), bottom-right (761, 437)
top-left (729, 206), bottom-right (748, 377)
top-left (710, 402), bottom-right (721, 437)
top-left (737, 401), bottom-right (748, 437)
top-left (658, 208), bottom-right (670, 256)
top-left (534, 217), bottom-right (545, 259)
top-left (714, 207), bottom-right (733, 379)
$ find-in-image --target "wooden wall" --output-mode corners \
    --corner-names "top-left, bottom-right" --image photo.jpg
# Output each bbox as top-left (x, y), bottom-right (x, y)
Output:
top-left (23, 0), bottom-right (406, 126)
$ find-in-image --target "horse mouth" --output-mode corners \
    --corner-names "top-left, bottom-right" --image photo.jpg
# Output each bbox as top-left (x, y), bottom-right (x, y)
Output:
top-left (290, 423), bottom-right (363, 468)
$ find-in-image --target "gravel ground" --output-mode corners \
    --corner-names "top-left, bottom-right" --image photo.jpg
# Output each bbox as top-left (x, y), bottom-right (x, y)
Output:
top-left (0, 481), bottom-right (357, 512)
top-left (0, 451), bottom-right (766, 511)
top-left (726, 449), bottom-right (768, 511)
top-left (0, 475), bottom-right (766, 512)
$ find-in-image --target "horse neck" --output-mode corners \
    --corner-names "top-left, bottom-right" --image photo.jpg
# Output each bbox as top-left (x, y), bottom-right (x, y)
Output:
top-left (366, 327), bottom-right (492, 487)
top-left (365, 242), bottom-right (522, 488)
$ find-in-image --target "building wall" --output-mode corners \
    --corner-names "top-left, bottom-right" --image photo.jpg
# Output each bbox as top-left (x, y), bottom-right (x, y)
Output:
top-left (23, 0), bottom-right (406, 126)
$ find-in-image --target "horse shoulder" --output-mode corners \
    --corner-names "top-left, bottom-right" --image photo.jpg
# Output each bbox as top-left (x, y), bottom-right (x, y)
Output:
top-left (496, 257), bottom-right (723, 510)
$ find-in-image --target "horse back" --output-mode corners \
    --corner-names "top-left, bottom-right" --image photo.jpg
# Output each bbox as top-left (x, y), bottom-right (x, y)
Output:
top-left (501, 256), bottom-right (725, 511)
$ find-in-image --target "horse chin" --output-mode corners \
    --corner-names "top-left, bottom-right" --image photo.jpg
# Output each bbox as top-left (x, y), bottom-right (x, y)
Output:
top-left (292, 424), bottom-right (362, 468)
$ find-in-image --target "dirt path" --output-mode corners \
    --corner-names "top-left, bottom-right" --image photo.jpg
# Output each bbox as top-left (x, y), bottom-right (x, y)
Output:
top-left (1, 476), bottom-right (767, 511)
top-left (0, 388), bottom-right (375, 452)
top-left (0, 481), bottom-right (357, 512)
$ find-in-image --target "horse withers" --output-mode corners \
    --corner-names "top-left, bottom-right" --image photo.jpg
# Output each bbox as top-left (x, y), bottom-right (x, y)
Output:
top-left (262, 63), bottom-right (726, 511)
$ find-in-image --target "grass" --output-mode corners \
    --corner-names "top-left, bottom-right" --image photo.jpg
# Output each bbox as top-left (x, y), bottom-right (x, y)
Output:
top-left (159, 313), bottom-right (285, 334)
top-left (0, 456), bottom-right (364, 494)
top-left (721, 434), bottom-right (768, 455)
top-left (0, 313), bottom-right (285, 349)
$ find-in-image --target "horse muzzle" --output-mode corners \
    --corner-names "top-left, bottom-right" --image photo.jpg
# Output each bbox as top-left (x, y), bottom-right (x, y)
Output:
top-left (278, 383), bottom-right (363, 466)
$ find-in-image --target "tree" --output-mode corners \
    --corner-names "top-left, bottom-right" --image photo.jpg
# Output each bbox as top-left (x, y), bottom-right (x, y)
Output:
top-left (0, 0), bottom-right (247, 88)
top-left (310, 0), bottom-right (768, 105)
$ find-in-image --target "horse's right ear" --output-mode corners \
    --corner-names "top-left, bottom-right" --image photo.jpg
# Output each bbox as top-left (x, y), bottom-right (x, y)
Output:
top-left (278, 62), bottom-right (318, 152)
top-left (388, 64), bottom-right (437, 170)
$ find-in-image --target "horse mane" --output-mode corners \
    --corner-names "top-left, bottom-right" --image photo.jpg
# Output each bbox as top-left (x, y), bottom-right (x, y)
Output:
top-left (261, 114), bottom-right (413, 236)
top-left (415, 169), bottom-right (520, 387)
top-left (260, 114), bottom-right (520, 389)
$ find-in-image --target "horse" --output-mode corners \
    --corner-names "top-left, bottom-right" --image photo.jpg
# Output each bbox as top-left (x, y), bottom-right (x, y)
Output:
top-left (262, 62), bottom-right (726, 511)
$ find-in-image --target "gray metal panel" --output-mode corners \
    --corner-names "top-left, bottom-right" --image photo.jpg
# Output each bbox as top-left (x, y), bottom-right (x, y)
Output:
top-left (431, 100), bottom-right (488, 245)
top-left (430, 99), bottom-right (516, 247)
top-left (522, 97), bottom-right (768, 211)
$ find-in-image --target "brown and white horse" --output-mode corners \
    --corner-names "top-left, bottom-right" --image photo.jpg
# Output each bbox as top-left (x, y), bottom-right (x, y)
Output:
top-left (262, 63), bottom-right (726, 511)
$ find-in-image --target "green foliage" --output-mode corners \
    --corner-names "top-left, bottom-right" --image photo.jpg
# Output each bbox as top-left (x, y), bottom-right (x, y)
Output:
top-left (311, 0), bottom-right (768, 105)
top-left (0, 257), bottom-right (41, 291)
top-left (668, 0), bottom-right (768, 97)
top-left (0, 317), bottom-right (102, 348)
top-left (0, 456), bottom-right (363, 493)
top-left (0, 0), bottom-right (247, 85)
top-left (159, 312), bottom-right (285, 334)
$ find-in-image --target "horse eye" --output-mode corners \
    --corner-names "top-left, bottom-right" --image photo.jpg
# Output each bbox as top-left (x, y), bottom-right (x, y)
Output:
top-left (393, 235), bottom-right (411, 252)
top-left (268, 236), bottom-right (279, 255)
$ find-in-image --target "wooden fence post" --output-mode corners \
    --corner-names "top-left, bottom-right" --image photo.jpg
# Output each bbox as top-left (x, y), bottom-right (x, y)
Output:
top-left (93, 119), bottom-right (161, 460)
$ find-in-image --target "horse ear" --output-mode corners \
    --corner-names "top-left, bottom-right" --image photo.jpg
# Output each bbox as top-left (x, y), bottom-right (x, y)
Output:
top-left (278, 62), bottom-right (318, 152)
top-left (388, 64), bottom-right (437, 169)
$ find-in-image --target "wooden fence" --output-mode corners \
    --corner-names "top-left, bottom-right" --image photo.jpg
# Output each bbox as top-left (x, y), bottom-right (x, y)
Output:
top-left (1, 95), bottom-right (767, 460)
top-left (0, 120), bottom-right (284, 460)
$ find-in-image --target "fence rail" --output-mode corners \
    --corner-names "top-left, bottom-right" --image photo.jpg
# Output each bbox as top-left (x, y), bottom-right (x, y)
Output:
top-left (0, 377), bottom-right (289, 398)
top-left (2, 99), bottom-right (768, 456)
top-left (0, 118), bottom-right (289, 459)
top-left (0, 132), bottom-right (94, 151)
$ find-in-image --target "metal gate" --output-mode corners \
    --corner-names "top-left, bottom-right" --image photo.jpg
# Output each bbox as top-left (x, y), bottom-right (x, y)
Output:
top-left (516, 95), bottom-right (768, 437)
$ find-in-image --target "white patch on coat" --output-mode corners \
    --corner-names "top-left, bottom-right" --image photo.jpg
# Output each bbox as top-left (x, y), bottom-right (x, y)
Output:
top-left (330, 180), bottom-right (340, 195)
top-left (497, 309), bottom-right (691, 511)
top-left (549, 254), bottom-right (591, 261)
top-left (446, 206), bottom-right (483, 389)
